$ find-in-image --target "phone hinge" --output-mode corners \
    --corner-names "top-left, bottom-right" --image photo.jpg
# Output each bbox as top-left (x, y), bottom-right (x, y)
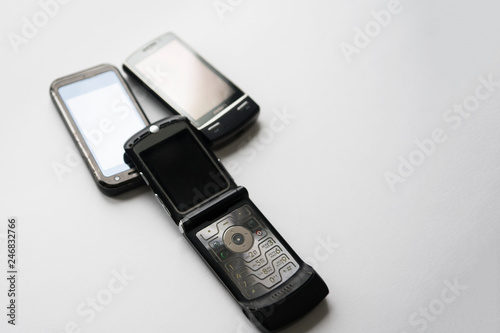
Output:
top-left (179, 186), bottom-right (248, 234)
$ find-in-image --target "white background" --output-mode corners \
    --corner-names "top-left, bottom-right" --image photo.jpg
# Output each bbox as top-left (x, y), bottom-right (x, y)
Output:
top-left (1, 0), bottom-right (500, 332)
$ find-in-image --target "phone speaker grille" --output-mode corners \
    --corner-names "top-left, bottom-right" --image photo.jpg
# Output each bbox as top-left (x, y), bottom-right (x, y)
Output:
top-left (270, 284), bottom-right (295, 300)
top-left (143, 42), bottom-right (157, 52)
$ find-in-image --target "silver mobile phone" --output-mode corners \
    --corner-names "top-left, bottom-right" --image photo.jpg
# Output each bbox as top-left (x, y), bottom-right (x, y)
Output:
top-left (123, 32), bottom-right (259, 147)
top-left (50, 64), bottom-right (149, 195)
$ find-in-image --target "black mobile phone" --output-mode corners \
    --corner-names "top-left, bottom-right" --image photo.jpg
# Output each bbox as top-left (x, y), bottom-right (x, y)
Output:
top-left (50, 64), bottom-right (150, 195)
top-left (123, 32), bottom-right (259, 147)
top-left (124, 116), bottom-right (328, 332)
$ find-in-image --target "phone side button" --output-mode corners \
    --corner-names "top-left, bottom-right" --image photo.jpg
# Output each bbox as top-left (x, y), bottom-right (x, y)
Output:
top-left (154, 193), bottom-right (162, 205)
top-left (139, 172), bottom-right (149, 186)
top-left (155, 194), bottom-right (171, 217)
top-left (237, 101), bottom-right (248, 110)
top-left (208, 122), bottom-right (221, 132)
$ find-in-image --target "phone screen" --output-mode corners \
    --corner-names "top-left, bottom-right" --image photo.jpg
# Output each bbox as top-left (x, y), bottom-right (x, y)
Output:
top-left (58, 71), bottom-right (147, 177)
top-left (139, 127), bottom-right (229, 211)
top-left (133, 39), bottom-right (239, 126)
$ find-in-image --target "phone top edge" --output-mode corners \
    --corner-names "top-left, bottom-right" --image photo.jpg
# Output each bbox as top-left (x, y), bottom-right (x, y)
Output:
top-left (50, 64), bottom-right (119, 88)
top-left (124, 32), bottom-right (177, 65)
top-left (123, 115), bottom-right (186, 150)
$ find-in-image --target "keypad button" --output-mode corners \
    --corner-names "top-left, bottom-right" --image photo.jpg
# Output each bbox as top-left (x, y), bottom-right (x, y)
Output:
top-left (271, 254), bottom-right (290, 271)
top-left (210, 239), bottom-right (222, 249)
top-left (248, 256), bottom-right (268, 270)
top-left (258, 237), bottom-right (276, 252)
top-left (243, 283), bottom-right (269, 299)
top-left (217, 249), bottom-right (231, 261)
top-left (278, 263), bottom-right (297, 282)
top-left (232, 206), bottom-right (251, 220)
top-left (251, 263), bottom-right (274, 280)
top-left (255, 228), bottom-right (267, 240)
top-left (264, 246), bottom-right (283, 261)
top-left (246, 218), bottom-right (259, 229)
top-left (198, 218), bottom-right (233, 240)
top-left (227, 255), bottom-right (267, 272)
top-left (217, 219), bottom-right (232, 232)
top-left (225, 259), bottom-right (244, 272)
top-left (241, 248), bottom-right (261, 262)
top-left (239, 276), bottom-right (257, 289)
top-left (263, 271), bottom-right (282, 288)
top-left (232, 267), bottom-right (247, 280)
top-left (199, 224), bottom-right (219, 240)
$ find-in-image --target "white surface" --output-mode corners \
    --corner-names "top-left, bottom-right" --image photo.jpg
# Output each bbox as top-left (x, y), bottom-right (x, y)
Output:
top-left (1, 1), bottom-right (500, 332)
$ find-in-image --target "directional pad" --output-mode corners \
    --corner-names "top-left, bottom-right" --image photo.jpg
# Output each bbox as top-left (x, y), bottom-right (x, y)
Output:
top-left (196, 205), bottom-right (299, 300)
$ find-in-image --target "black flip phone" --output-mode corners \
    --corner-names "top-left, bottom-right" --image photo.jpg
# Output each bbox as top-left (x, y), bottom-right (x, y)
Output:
top-left (124, 116), bottom-right (328, 332)
top-left (50, 64), bottom-right (149, 195)
top-left (123, 32), bottom-right (259, 147)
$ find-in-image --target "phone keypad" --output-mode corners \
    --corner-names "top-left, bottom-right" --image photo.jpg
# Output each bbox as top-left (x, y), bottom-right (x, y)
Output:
top-left (196, 205), bottom-right (299, 300)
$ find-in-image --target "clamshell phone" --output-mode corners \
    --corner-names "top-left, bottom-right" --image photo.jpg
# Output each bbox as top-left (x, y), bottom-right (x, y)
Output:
top-left (124, 116), bottom-right (328, 332)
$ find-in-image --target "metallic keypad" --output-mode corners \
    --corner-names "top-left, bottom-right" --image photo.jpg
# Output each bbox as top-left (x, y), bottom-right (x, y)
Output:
top-left (196, 205), bottom-right (299, 300)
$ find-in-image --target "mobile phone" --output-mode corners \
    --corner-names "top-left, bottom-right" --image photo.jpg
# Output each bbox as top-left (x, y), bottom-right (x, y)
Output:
top-left (123, 32), bottom-right (259, 147)
top-left (124, 116), bottom-right (328, 332)
top-left (50, 64), bottom-right (150, 195)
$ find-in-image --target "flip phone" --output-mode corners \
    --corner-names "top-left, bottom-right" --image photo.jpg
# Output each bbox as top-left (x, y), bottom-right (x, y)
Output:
top-left (124, 116), bottom-right (328, 332)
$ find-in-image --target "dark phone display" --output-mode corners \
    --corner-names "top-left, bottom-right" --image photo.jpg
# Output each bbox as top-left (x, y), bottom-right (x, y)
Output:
top-left (140, 129), bottom-right (229, 211)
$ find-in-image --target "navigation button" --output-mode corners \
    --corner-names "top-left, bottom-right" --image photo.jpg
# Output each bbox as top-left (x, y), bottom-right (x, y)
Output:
top-left (208, 122), bottom-right (220, 131)
top-left (237, 101), bottom-right (249, 110)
